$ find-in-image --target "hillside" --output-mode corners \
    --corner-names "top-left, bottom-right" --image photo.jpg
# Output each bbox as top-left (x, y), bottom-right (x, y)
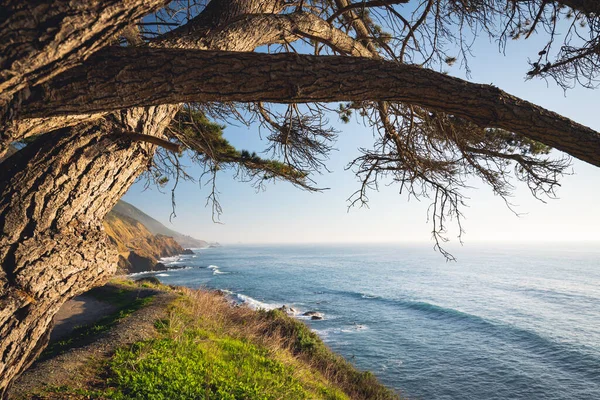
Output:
top-left (10, 280), bottom-right (399, 400)
top-left (104, 210), bottom-right (188, 274)
top-left (112, 200), bottom-right (209, 248)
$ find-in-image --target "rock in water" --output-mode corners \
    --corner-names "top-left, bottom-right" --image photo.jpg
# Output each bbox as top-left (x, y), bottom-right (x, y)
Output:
top-left (303, 311), bottom-right (324, 320)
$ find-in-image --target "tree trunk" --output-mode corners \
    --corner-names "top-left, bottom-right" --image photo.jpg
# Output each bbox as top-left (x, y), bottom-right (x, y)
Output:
top-left (0, 105), bottom-right (175, 395)
top-left (0, 0), bottom-right (167, 158)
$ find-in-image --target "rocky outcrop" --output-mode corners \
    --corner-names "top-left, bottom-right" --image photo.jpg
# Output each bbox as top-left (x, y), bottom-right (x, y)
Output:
top-left (303, 311), bottom-right (324, 320)
top-left (104, 210), bottom-right (187, 274)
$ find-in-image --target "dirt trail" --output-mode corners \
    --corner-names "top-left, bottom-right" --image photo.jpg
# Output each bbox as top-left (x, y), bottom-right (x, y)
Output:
top-left (50, 295), bottom-right (118, 342)
top-left (9, 283), bottom-right (176, 399)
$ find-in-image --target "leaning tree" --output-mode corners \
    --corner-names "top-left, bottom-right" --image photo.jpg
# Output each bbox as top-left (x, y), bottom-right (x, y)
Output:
top-left (1, 0), bottom-right (600, 393)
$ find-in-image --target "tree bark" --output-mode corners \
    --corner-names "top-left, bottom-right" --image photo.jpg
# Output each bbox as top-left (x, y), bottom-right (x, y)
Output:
top-left (0, 105), bottom-right (175, 395)
top-left (552, 0), bottom-right (600, 14)
top-left (0, 0), bottom-right (168, 158)
top-left (4, 9), bottom-right (366, 147)
top-left (21, 48), bottom-right (600, 167)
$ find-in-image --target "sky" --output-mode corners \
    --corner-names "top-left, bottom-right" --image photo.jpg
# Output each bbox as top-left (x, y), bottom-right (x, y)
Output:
top-left (122, 16), bottom-right (600, 248)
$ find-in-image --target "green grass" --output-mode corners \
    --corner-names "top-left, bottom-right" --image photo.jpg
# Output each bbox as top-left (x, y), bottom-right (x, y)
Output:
top-left (35, 283), bottom-right (398, 400)
top-left (257, 309), bottom-right (398, 400)
top-left (103, 329), bottom-right (345, 400)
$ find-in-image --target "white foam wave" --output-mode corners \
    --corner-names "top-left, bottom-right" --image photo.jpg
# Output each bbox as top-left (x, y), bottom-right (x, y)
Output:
top-left (312, 324), bottom-right (369, 336)
top-left (207, 264), bottom-right (230, 275)
top-left (361, 293), bottom-right (378, 299)
top-left (160, 256), bottom-right (181, 264)
top-left (235, 293), bottom-right (281, 311)
top-left (213, 270), bottom-right (230, 275)
top-left (169, 266), bottom-right (193, 271)
top-left (156, 273), bottom-right (170, 277)
top-left (126, 271), bottom-right (156, 277)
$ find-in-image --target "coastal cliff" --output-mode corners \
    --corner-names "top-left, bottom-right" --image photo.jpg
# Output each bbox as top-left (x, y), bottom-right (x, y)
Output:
top-left (111, 200), bottom-right (209, 249)
top-left (103, 200), bottom-right (208, 274)
top-left (104, 211), bottom-right (184, 274)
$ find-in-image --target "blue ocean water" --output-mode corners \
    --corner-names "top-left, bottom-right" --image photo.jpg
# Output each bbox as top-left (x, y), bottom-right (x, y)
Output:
top-left (145, 244), bottom-right (600, 399)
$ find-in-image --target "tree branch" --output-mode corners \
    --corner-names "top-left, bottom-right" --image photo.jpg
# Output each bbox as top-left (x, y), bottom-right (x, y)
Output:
top-left (327, 0), bottom-right (410, 23)
top-left (125, 132), bottom-right (181, 152)
top-left (0, 0), bottom-right (168, 101)
top-left (22, 47), bottom-right (600, 167)
top-left (551, 0), bottom-right (600, 14)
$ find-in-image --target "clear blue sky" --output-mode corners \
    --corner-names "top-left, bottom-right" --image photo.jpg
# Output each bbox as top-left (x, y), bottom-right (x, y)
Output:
top-left (123, 26), bottom-right (600, 248)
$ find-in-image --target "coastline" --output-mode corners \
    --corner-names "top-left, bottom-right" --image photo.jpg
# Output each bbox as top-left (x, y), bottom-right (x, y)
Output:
top-left (10, 279), bottom-right (399, 400)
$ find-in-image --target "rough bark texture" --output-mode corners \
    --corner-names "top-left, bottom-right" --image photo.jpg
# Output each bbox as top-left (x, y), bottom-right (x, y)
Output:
top-left (0, 105), bottom-right (175, 395)
top-left (0, 0), bottom-right (167, 158)
top-left (0, 0), bottom-right (167, 99)
top-left (155, 0), bottom-right (286, 48)
top-left (554, 0), bottom-right (600, 14)
top-left (5, 114), bottom-right (108, 145)
top-left (4, 9), bottom-right (364, 147)
top-left (22, 48), bottom-right (600, 167)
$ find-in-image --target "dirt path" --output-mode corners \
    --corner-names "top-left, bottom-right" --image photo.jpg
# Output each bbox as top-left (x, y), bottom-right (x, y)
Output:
top-left (9, 283), bottom-right (176, 399)
top-left (50, 295), bottom-right (118, 342)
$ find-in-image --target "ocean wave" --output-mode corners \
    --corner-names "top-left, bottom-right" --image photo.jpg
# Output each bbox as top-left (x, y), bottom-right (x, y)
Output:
top-left (165, 260), bottom-right (188, 265)
top-left (513, 285), bottom-right (600, 305)
top-left (313, 324), bottom-right (369, 336)
top-left (207, 264), bottom-right (230, 275)
top-left (126, 266), bottom-right (192, 277)
top-left (156, 273), bottom-right (170, 277)
top-left (126, 271), bottom-right (157, 277)
top-left (235, 293), bottom-right (281, 311)
top-left (213, 270), bottom-right (230, 275)
top-left (331, 288), bottom-right (600, 380)
top-left (361, 293), bottom-right (378, 299)
top-left (159, 256), bottom-right (181, 264)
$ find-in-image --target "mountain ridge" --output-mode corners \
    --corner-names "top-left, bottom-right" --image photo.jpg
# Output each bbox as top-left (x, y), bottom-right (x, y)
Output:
top-left (111, 200), bottom-right (209, 249)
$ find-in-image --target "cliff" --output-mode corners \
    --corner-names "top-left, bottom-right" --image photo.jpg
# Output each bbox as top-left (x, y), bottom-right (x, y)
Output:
top-left (104, 210), bottom-right (187, 274)
top-left (103, 200), bottom-right (212, 274)
top-left (111, 200), bottom-right (209, 248)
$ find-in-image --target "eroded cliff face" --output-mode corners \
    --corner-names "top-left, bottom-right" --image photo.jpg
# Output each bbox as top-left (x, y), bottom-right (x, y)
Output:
top-left (103, 211), bottom-right (185, 274)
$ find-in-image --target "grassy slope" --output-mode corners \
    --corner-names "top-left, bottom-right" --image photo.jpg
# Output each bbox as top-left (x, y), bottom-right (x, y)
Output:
top-left (36, 280), bottom-right (399, 400)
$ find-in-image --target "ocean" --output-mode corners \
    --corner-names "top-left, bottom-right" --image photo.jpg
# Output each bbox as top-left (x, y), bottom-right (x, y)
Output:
top-left (140, 243), bottom-right (600, 399)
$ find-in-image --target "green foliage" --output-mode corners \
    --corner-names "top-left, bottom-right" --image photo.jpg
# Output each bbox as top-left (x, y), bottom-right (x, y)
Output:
top-left (105, 333), bottom-right (324, 400)
top-left (259, 310), bottom-right (399, 400)
top-left (169, 109), bottom-right (307, 183)
top-left (103, 317), bottom-right (346, 400)
top-left (485, 129), bottom-right (551, 155)
top-left (338, 103), bottom-right (353, 124)
top-left (37, 285), bottom-right (392, 400)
